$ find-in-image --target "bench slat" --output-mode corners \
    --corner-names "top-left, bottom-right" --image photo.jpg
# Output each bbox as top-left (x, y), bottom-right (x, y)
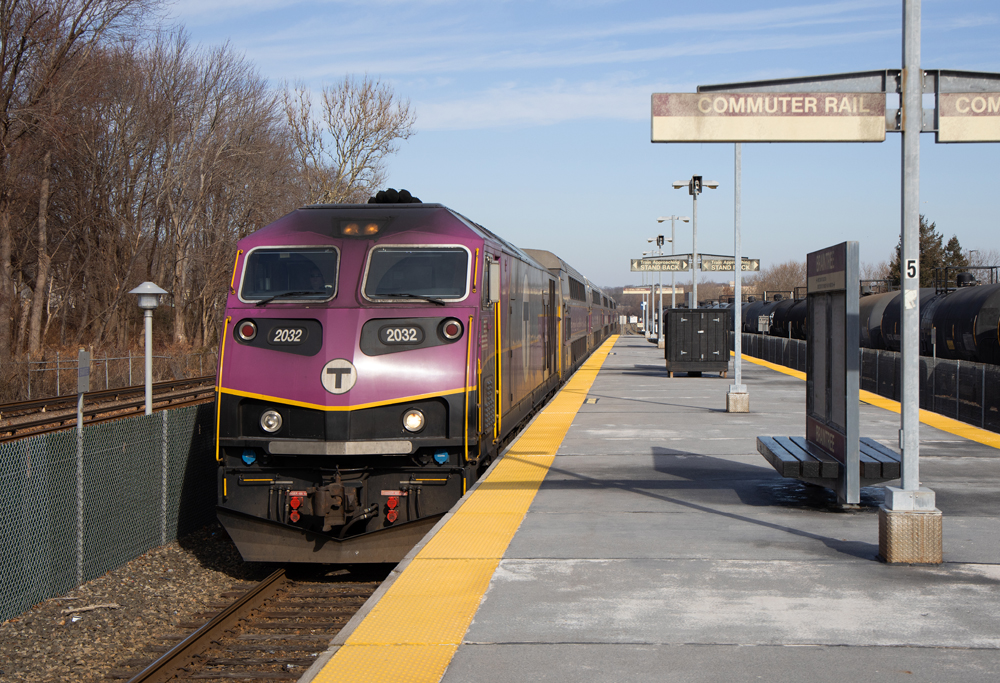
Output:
top-left (789, 436), bottom-right (841, 478)
top-left (861, 438), bottom-right (901, 479)
top-left (774, 436), bottom-right (821, 479)
top-left (756, 436), bottom-right (802, 478)
top-left (858, 451), bottom-right (882, 480)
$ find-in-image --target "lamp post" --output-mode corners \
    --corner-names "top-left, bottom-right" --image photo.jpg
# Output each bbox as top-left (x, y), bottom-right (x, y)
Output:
top-left (672, 176), bottom-right (718, 307)
top-left (646, 236), bottom-right (670, 348)
top-left (130, 282), bottom-right (168, 415)
top-left (641, 252), bottom-right (653, 339)
top-left (657, 215), bottom-right (690, 311)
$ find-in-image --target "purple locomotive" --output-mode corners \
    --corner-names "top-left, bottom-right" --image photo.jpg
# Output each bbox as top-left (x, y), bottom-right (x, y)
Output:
top-left (215, 194), bottom-right (617, 563)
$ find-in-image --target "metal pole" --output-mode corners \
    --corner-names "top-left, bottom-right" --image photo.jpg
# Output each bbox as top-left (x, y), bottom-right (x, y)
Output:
top-left (161, 411), bottom-right (168, 545)
top-left (733, 143), bottom-right (745, 391)
top-left (75, 348), bottom-right (89, 586)
top-left (900, 0), bottom-right (921, 492)
top-left (692, 190), bottom-right (699, 307)
top-left (658, 256), bottom-right (663, 346)
top-left (76, 389), bottom-right (83, 585)
top-left (670, 218), bottom-right (676, 309)
top-left (144, 309), bottom-right (153, 415)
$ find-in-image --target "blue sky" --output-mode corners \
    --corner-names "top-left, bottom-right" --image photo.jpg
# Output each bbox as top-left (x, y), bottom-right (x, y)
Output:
top-left (168, 0), bottom-right (998, 287)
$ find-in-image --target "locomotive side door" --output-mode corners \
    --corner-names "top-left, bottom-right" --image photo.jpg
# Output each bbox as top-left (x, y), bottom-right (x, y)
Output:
top-left (482, 252), bottom-right (501, 447)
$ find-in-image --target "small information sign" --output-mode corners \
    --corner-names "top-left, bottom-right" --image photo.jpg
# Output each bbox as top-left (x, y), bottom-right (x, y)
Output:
top-left (700, 258), bottom-right (760, 272)
top-left (630, 258), bottom-right (689, 272)
top-left (807, 244), bottom-right (847, 292)
top-left (77, 350), bottom-right (90, 394)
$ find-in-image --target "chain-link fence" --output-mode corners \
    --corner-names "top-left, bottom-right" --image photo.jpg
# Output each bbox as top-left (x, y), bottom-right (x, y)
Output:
top-left (0, 403), bottom-right (216, 623)
top-left (737, 332), bottom-right (1000, 433)
top-left (1, 349), bottom-right (218, 403)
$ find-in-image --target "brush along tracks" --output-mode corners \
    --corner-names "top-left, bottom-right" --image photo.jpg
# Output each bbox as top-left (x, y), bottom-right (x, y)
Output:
top-left (108, 568), bottom-right (380, 682)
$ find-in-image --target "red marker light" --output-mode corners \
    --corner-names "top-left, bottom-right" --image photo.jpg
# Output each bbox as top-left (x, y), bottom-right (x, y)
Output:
top-left (386, 510), bottom-right (398, 523)
top-left (237, 320), bottom-right (257, 341)
top-left (441, 318), bottom-right (463, 341)
top-left (289, 510), bottom-right (301, 523)
top-left (387, 496), bottom-right (398, 510)
top-left (290, 497), bottom-right (301, 509)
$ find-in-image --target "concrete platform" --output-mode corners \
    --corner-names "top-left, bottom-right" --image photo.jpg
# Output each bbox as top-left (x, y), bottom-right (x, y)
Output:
top-left (306, 335), bottom-right (1000, 682)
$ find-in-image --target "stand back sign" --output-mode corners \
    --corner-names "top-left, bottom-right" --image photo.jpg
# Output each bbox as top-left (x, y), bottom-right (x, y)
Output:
top-left (806, 242), bottom-right (860, 504)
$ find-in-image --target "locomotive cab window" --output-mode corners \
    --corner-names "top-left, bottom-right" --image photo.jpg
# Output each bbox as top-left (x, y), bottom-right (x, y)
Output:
top-left (239, 247), bottom-right (339, 303)
top-left (363, 246), bottom-right (470, 303)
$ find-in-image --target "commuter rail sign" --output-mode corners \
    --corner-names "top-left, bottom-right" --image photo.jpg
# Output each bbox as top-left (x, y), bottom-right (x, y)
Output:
top-left (652, 92), bottom-right (886, 143)
top-left (938, 93), bottom-right (1000, 142)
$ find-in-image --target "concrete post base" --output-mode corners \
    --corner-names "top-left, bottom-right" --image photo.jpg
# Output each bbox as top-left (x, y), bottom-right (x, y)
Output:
top-left (878, 506), bottom-right (943, 564)
top-left (657, 339), bottom-right (664, 349)
top-left (726, 391), bottom-right (749, 413)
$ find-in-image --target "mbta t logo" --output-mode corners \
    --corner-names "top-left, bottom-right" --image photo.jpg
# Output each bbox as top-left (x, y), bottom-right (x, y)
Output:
top-left (321, 359), bottom-right (357, 394)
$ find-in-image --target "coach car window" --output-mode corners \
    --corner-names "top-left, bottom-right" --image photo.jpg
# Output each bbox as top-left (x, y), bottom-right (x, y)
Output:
top-left (240, 247), bottom-right (339, 302)
top-left (363, 247), bottom-right (469, 302)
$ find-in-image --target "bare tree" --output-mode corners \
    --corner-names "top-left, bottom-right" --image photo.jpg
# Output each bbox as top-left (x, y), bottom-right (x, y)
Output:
top-left (284, 75), bottom-right (415, 204)
top-left (744, 259), bottom-right (806, 298)
top-left (0, 0), bottom-right (154, 361)
top-left (966, 248), bottom-right (1000, 268)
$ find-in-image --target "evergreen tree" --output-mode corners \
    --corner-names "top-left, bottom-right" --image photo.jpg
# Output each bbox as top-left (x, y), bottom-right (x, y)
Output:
top-left (943, 235), bottom-right (968, 269)
top-left (888, 215), bottom-right (948, 287)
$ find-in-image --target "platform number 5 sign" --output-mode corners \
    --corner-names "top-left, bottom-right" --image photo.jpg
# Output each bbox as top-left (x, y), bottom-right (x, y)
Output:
top-left (905, 259), bottom-right (917, 280)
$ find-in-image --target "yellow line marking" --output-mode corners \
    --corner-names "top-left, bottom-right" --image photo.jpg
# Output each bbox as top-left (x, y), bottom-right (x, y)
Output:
top-left (217, 385), bottom-right (471, 412)
top-left (312, 336), bottom-right (619, 682)
top-left (737, 352), bottom-right (1000, 449)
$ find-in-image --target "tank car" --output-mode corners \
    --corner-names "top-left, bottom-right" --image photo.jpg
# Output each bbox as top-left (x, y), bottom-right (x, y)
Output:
top-left (925, 283), bottom-right (1000, 364)
top-left (214, 198), bottom-right (616, 564)
top-left (741, 281), bottom-right (1000, 365)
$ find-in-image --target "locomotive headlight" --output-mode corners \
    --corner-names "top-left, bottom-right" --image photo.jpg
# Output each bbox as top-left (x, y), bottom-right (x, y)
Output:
top-left (402, 408), bottom-right (425, 433)
top-left (260, 410), bottom-right (283, 433)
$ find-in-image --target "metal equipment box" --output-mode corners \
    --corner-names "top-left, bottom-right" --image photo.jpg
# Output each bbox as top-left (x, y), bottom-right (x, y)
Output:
top-left (664, 308), bottom-right (731, 377)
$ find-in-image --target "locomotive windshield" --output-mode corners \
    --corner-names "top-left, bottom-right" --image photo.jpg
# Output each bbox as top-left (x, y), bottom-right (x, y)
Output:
top-left (363, 246), bottom-right (469, 302)
top-left (239, 247), bottom-right (339, 302)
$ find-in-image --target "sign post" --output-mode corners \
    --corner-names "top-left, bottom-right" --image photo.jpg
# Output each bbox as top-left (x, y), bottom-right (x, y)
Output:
top-left (76, 348), bottom-right (89, 585)
top-left (805, 243), bottom-right (860, 504)
top-left (728, 143), bottom-right (749, 413)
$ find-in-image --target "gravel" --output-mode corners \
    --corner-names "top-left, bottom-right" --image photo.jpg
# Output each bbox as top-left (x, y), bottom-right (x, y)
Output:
top-left (0, 523), bottom-right (283, 682)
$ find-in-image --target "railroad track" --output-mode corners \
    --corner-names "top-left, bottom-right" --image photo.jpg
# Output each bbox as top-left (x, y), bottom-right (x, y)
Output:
top-left (107, 569), bottom-right (380, 682)
top-left (0, 376), bottom-right (216, 442)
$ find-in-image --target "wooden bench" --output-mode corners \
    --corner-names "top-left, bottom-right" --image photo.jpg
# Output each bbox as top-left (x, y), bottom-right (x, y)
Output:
top-left (756, 436), bottom-right (901, 486)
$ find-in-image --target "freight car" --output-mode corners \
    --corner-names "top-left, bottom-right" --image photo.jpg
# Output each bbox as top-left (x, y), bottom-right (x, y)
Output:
top-left (742, 281), bottom-right (1000, 364)
top-left (214, 194), bottom-right (616, 564)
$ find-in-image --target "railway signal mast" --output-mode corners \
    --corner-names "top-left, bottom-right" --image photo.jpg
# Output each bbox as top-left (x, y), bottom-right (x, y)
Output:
top-left (652, 0), bottom-right (1000, 562)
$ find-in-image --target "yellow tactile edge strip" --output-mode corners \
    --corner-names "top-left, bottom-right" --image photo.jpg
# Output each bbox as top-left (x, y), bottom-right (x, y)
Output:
top-left (310, 336), bottom-right (619, 682)
top-left (736, 352), bottom-right (1000, 449)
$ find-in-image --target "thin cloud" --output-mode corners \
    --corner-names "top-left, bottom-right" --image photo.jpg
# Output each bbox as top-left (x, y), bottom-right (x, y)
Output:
top-left (255, 28), bottom-right (896, 81)
top-left (415, 79), bottom-right (683, 131)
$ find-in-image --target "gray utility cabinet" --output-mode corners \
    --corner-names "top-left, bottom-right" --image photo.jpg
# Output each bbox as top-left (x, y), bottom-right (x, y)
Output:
top-left (664, 308), bottom-right (731, 377)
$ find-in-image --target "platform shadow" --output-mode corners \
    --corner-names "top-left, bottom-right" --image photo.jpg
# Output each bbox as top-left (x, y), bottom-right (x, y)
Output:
top-left (528, 451), bottom-right (882, 561)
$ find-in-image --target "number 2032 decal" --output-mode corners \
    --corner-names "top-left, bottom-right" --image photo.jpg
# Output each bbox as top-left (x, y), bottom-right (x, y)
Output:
top-left (379, 325), bottom-right (424, 345)
top-left (269, 327), bottom-right (307, 345)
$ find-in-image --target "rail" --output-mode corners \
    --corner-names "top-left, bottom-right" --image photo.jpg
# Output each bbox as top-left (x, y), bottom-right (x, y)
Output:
top-left (111, 569), bottom-right (380, 681)
top-left (0, 376), bottom-right (216, 442)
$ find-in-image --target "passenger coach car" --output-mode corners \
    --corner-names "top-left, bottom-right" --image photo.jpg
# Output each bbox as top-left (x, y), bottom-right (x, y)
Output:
top-left (215, 197), bottom-right (616, 563)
